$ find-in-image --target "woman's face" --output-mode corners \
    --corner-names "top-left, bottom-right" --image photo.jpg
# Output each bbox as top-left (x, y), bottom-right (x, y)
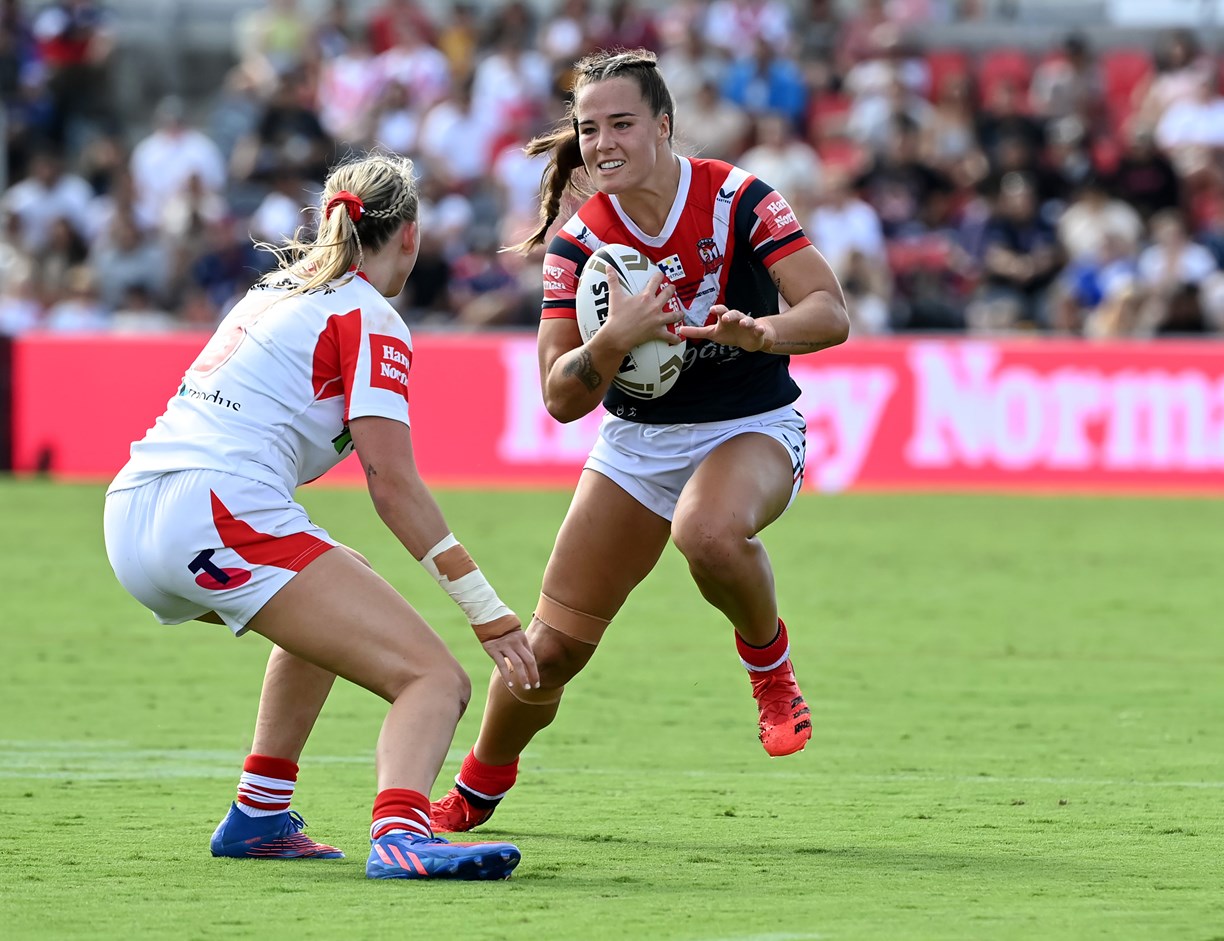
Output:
top-left (574, 76), bottom-right (670, 196)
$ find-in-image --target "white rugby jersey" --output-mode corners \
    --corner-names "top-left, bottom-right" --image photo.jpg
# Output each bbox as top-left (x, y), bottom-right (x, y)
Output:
top-left (109, 271), bottom-right (413, 495)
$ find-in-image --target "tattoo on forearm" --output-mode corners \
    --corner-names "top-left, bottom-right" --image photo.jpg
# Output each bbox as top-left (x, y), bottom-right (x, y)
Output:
top-left (563, 349), bottom-right (603, 391)
top-left (773, 273), bottom-right (783, 294)
top-left (770, 338), bottom-right (826, 352)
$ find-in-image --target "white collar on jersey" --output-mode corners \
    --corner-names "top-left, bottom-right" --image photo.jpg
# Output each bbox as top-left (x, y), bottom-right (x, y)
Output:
top-left (608, 155), bottom-right (691, 248)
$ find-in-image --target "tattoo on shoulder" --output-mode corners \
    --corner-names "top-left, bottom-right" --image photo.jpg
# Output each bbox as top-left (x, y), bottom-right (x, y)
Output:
top-left (563, 349), bottom-right (602, 391)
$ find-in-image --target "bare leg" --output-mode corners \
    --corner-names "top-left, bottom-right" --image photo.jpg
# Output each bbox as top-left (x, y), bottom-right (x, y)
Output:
top-left (249, 647), bottom-right (337, 762)
top-left (246, 547), bottom-right (471, 796)
top-left (671, 434), bottom-right (795, 645)
top-left (470, 470), bottom-right (670, 765)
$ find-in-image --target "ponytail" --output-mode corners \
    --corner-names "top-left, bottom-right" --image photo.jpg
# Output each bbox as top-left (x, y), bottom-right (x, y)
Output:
top-left (509, 123), bottom-right (589, 254)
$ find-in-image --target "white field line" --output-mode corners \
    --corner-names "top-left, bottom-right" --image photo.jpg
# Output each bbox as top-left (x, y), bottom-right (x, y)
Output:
top-left (0, 743), bottom-right (1221, 789)
top-left (691, 935), bottom-right (825, 941)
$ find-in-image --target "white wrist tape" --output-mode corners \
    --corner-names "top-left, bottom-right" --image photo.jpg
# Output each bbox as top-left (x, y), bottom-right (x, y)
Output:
top-left (421, 533), bottom-right (514, 628)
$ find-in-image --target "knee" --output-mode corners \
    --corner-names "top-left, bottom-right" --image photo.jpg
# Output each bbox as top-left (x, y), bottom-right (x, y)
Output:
top-left (671, 511), bottom-right (741, 574)
top-left (386, 655), bottom-right (471, 715)
top-left (528, 621), bottom-right (593, 687)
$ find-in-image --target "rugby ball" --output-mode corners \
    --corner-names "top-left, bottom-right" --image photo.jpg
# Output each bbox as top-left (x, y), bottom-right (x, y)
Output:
top-left (575, 243), bottom-right (686, 400)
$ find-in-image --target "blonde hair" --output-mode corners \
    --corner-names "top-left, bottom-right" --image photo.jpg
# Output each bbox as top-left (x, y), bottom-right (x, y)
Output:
top-left (259, 151), bottom-right (420, 298)
top-left (511, 49), bottom-right (675, 253)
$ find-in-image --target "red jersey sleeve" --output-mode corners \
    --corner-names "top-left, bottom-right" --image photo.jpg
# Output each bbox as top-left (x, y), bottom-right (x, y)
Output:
top-left (540, 231), bottom-right (593, 321)
top-left (738, 177), bottom-right (812, 270)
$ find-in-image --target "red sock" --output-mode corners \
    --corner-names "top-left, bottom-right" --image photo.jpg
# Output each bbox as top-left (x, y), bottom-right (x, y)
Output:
top-left (371, 788), bottom-right (432, 840)
top-left (236, 754), bottom-right (297, 817)
top-left (736, 618), bottom-right (790, 673)
top-left (455, 750), bottom-right (519, 803)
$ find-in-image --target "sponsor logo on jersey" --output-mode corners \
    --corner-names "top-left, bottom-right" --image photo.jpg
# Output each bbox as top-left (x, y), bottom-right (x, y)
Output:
top-left (178, 382), bottom-right (242, 410)
top-left (370, 334), bottom-right (412, 400)
top-left (188, 549), bottom-right (252, 591)
top-left (659, 254), bottom-right (685, 280)
top-left (696, 237), bottom-right (723, 275)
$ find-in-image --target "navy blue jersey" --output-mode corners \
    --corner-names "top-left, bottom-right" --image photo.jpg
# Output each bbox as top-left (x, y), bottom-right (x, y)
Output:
top-left (542, 157), bottom-right (812, 423)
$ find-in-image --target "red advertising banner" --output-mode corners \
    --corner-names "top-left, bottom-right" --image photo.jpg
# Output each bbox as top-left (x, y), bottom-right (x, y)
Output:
top-left (12, 333), bottom-right (1224, 493)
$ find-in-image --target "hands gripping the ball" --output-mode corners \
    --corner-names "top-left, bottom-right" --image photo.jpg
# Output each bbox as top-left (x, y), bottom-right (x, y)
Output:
top-left (598, 271), bottom-right (684, 354)
top-left (677, 304), bottom-right (778, 353)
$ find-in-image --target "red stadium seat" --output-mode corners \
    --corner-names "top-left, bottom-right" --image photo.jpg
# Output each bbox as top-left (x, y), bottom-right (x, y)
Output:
top-left (925, 48), bottom-right (972, 101)
top-left (816, 136), bottom-right (867, 174)
top-left (977, 47), bottom-right (1033, 106)
top-left (1100, 47), bottom-right (1152, 133)
top-left (806, 91), bottom-right (853, 141)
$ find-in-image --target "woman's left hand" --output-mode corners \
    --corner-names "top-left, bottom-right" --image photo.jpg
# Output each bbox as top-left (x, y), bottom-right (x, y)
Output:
top-left (677, 305), bottom-right (776, 352)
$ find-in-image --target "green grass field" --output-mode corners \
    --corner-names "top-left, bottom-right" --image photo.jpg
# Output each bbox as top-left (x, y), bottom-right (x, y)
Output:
top-left (2, 479), bottom-right (1223, 940)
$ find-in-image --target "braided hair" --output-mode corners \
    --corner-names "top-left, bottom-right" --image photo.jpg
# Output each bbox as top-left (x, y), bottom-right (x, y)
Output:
top-left (258, 151), bottom-right (420, 298)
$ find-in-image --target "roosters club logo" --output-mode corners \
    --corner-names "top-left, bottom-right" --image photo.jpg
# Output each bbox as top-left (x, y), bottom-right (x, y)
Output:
top-left (696, 238), bottom-right (723, 275)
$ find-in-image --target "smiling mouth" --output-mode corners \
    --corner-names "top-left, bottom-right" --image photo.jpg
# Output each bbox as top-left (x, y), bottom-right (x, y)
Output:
top-left (597, 160), bottom-right (625, 172)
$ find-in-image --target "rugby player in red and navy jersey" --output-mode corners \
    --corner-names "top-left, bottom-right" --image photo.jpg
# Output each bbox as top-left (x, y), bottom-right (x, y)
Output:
top-left (432, 49), bottom-right (849, 834)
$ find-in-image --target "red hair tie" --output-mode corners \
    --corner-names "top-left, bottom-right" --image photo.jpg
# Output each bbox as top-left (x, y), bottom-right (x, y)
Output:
top-left (325, 190), bottom-right (364, 222)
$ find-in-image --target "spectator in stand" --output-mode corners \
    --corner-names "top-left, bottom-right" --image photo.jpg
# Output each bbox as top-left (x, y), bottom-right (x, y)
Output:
top-left (1057, 175), bottom-right (1143, 263)
top-left (310, 0), bottom-right (353, 63)
top-left (969, 171), bottom-right (1065, 332)
top-left (1, 0), bottom-right (51, 182)
top-left (656, 24), bottom-right (726, 119)
top-left (378, 19), bottom-right (452, 114)
top-left (596, 0), bottom-right (660, 53)
top-left (680, 78), bottom-right (751, 162)
top-left (42, 262), bottom-right (106, 330)
top-left (129, 96), bottom-right (227, 236)
top-left (32, 214), bottom-right (87, 305)
top-left (1054, 230), bottom-right (1139, 335)
top-left (847, 72), bottom-right (934, 157)
top-left (1044, 116), bottom-right (1097, 202)
top-left (835, 0), bottom-right (890, 77)
top-left (1110, 126), bottom-right (1182, 223)
top-left (90, 211), bottom-right (170, 311)
top-left (470, 25), bottom-right (551, 146)
top-left (368, 80), bottom-right (421, 156)
top-left (975, 78), bottom-right (1044, 168)
top-left (232, 0), bottom-right (311, 97)
top-left (435, 2), bottom-right (480, 84)
top-left (738, 111), bottom-right (824, 208)
top-left (248, 170), bottom-right (306, 246)
top-left (1136, 208), bottom-right (1224, 332)
top-left (449, 232), bottom-right (534, 329)
top-left (541, 0), bottom-right (594, 70)
top-left (982, 134), bottom-right (1067, 220)
top-left (367, 0), bottom-right (435, 55)
top-left (854, 114), bottom-right (954, 239)
top-left (721, 35), bottom-right (807, 130)
top-left (807, 170), bottom-right (891, 333)
top-left (417, 80), bottom-right (494, 192)
top-left (1, 145), bottom-right (92, 252)
top-left (1028, 32), bottom-right (1106, 130)
top-left (490, 109), bottom-right (550, 249)
top-left (1029, 33), bottom-right (1103, 127)
top-left (920, 72), bottom-right (987, 188)
top-left (842, 25), bottom-right (929, 110)
top-left (1154, 71), bottom-right (1224, 184)
top-left (30, 0), bottom-right (115, 149)
top-left (1133, 29), bottom-right (1215, 133)
top-left (230, 70), bottom-right (334, 185)
top-left (109, 283), bottom-right (176, 333)
top-left (314, 27), bottom-right (382, 145)
top-left (703, 0), bottom-right (791, 56)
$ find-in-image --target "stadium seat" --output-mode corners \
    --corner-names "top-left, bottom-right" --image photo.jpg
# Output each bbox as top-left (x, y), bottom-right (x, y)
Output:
top-left (1100, 48), bottom-right (1153, 133)
top-left (925, 49), bottom-right (972, 101)
top-left (815, 135), bottom-right (867, 174)
top-left (977, 48), bottom-right (1033, 106)
top-left (806, 91), bottom-right (853, 141)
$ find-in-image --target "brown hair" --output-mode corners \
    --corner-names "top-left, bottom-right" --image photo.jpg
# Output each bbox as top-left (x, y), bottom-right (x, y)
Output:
top-left (258, 151), bottom-right (419, 298)
top-left (511, 49), bottom-right (675, 253)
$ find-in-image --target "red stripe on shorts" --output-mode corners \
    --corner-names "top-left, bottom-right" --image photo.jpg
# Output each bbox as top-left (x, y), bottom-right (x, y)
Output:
top-left (210, 491), bottom-right (334, 572)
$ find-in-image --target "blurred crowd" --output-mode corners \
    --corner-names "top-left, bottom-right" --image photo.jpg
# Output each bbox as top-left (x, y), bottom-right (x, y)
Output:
top-left (4, 0), bottom-right (1224, 338)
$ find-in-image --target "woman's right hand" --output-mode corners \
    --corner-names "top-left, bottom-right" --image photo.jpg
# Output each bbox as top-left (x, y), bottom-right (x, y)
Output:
top-left (475, 614), bottom-right (540, 690)
top-left (595, 271), bottom-right (683, 354)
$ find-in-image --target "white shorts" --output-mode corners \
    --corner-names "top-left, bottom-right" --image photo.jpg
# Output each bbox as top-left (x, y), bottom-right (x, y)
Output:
top-left (103, 470), bottom-right (337, 636)
top-left (585, 404), bottom-right (807, 521)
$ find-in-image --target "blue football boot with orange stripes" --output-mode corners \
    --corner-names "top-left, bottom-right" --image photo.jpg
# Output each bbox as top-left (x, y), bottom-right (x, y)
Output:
top-left (366, 831), bottom-right (520, 880)
top-left (210, 802), bottom-right (345, 859)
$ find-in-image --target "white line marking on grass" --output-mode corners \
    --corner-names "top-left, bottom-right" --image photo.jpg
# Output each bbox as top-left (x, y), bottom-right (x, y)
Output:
top-left (533, 767), bottom-right (1224, 790)
top-left (4, 743), bottom-right (1221, 791)
top-left (691, 934), bottom-right (825, 941)
top-left (0, 742), bottom-right (465, 780)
